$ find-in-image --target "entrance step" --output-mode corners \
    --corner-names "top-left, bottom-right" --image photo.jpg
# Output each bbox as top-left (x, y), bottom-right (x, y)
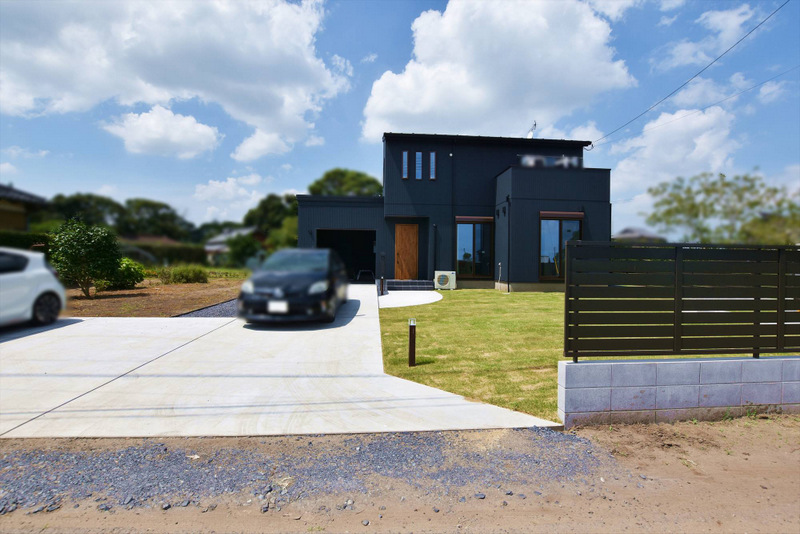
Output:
top-left (386, 279), bottom-right (434, 291)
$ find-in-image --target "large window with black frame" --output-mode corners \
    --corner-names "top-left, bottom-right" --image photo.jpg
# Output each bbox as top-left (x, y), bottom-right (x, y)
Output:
top-left (539, 213), bottom-right (582, 280)
top-left (456, 218), bottom-right (493, 278)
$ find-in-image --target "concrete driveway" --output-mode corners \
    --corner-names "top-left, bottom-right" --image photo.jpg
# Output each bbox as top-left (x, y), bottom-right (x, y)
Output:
top-left (0, 285), bottom-right (558, 437)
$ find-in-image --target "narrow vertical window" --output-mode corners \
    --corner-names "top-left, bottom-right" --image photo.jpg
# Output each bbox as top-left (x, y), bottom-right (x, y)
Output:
top-left (402, 151), bottom-right (408, 179)
top-left (415, 152), bottom-right (422, 180)
top-left (429, 152), bottom-right (436, 180)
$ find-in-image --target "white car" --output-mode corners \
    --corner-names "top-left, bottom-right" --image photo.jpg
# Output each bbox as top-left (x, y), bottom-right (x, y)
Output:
top-left (0, 247), bottom-right (66, 327)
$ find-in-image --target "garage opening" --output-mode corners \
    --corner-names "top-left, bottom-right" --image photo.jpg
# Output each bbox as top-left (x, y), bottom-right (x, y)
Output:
top-left (316, 230), bottom-right (376, 282)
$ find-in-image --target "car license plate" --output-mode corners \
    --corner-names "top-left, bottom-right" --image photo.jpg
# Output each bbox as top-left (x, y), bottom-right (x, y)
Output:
top-left (268, 300), bottom-right (288, 314)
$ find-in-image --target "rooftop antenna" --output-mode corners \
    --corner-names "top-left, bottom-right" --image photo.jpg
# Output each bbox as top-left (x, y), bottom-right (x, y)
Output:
top-left (525, 121), bottom-right (536, 139)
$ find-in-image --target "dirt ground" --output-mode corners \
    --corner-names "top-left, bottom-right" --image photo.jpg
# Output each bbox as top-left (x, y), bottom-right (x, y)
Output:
top-left (1, 415), bottom-right (798, 533)
top-left (64, 278), bottom-right (242, 317)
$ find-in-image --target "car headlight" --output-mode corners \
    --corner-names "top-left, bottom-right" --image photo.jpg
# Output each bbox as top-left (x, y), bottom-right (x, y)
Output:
top-left (308, 280), bottom-right (329, 295)
top-left (241, 280), bottom-right (255, 294)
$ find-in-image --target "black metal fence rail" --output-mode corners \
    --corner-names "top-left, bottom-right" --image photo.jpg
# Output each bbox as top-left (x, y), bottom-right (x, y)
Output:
top-left (564, 241), bottom-right (800, 361)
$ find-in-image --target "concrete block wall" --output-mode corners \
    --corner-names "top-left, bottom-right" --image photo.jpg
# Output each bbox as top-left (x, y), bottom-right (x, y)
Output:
top-left (557, 357), bottom-right (800, 429)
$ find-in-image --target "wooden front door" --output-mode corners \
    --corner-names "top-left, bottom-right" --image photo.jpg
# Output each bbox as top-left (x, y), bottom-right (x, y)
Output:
top-left (394, 224), bottom-right (418, 280)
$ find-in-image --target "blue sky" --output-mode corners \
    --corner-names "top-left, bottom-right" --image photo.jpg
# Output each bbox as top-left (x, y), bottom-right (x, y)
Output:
top-left (1, 0), bottom-right (798, 234)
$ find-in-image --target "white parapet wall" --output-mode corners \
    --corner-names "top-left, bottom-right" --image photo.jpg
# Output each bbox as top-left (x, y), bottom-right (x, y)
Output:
top-left (558, 356), bottom-right (800, 429)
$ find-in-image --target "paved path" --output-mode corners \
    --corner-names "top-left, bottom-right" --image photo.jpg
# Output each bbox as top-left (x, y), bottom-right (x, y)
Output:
top-left (378, 290), bottom-right (443, 308)
top-left (0, 285), bottom-right (558, 438)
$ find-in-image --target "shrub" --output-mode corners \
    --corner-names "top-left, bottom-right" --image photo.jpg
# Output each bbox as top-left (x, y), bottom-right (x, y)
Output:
top-left (121, 242), bottom-right (207, 265)
top-left (156, 266), bottom-right (173, 284)
top-left (156, 264), bottom-right (208, 284)
top-left (50, 220), bottom-right (120, 298)
top-left (96, 257), bottom-right (146, 291)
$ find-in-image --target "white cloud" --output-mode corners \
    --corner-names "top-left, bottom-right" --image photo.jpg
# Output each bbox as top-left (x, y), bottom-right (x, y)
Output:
top-left (96, 184), bottom-right (118, 197)
top-left (362, 0), bottom-right (634, 142)
top-left (770, 163), bottom-right (800, 193)
top-left (361, 53), bottom-right (378, 64)
top-left (656, 4), bottom-right (755, 70)
top-left (610, 191), bottom-right (656, 235)
top-left (610, 106), bottom-right (740, 194)
top-left (305, 135), bottom-right (325, 147)
top-left (281, 163), bottom-right (293, 171)
top-left (0, 1), bottom-right (351, 160)
top-left (0, 162), bottom-right (18, 175)
top-left (331, 54), bottom-right (354, 77)
top-left (608, 107), bottom-right (742, 234)
top-left (231, 130), bottom-right (291, 161)
top-left (281, 188), bottom-right (306, 196)
top-left (103, 105), bottom-right (220, 159)
top-left (585, 0), bottom-right (644, 21)
top-left (538, 121), bottom-right (603, 144)
top-left (672, 78), bottom-right (729, 107)
top-left (2, 146), bottom-right (49, 158)
top-left (568, 122), bottom-right (604, 143)
top-left (658, 15), bottom-right (678, 27)
top-left (194, 174), bottom-right (269, 201)
top-left (671, 73), bottom-right (751, 108)
top-left (193, 173), bottom-right (273, 222)
top-left (660, 0), bottom-right (685, 11)
top-left (757, 81), bottom-right (787, 104)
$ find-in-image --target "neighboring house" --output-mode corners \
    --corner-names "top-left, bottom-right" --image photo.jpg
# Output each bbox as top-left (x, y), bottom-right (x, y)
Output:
top-left (612, 227), bottom-right (667, 243)
top-left (0, 184), bottom-right (47, 232)
top-left (297, 133), bottom-right (611, 291)
top-left (204, 227), bottom-right (263, 264)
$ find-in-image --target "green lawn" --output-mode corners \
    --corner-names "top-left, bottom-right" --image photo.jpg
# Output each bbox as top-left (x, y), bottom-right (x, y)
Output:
top-left (379, 289), bottom-right (564, 421)
top-left (379, 289), bottom-right (763, 422)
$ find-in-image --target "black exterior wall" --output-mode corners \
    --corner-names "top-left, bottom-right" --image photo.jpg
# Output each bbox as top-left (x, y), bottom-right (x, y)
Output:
top-left (297, 132), bottom-right (611, 285)
top-left (494, 167), bottom-right (611, 284)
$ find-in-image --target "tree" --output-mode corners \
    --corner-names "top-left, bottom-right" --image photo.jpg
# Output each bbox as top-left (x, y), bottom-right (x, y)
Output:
top-left (244, 193), bottom-right (295, 234)
top-left (118, 198), bottom-right (195, 240)
top-left (264, 216), bottom-right (298, 252)
top-left (645, 172), bottom-right (800, 245)
top-left (226, 233), bottom-right (262, 268)
top-left (31, 193), bottom-right (126, 229)
top-left (50, 220), bottom-right (121, 298)
top-left (308, 168), bottom-right (382, 196)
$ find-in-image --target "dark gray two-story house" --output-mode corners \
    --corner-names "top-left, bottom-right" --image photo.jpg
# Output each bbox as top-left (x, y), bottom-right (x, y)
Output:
top-left (297, 132), bottom-right (611, 291)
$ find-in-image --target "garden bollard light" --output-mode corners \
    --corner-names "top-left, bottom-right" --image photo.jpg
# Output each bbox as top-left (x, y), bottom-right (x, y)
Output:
top-left (408, 318), bottom-right (416, 367)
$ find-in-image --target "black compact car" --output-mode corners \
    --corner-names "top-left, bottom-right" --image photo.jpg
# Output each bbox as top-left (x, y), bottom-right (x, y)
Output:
top-left (237, 248), bottom-right (349, 323)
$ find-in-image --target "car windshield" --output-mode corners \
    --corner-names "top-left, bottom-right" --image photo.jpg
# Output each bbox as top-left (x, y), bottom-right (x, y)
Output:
top-left (261, 250), bottom-right (328, 273)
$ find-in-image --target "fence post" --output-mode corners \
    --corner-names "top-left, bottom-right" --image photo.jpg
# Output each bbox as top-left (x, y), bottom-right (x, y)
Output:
top-left (753, 247), bottom-right (762, 358)
top-left (673, 245), bottom-right (683, 354)
top-left (777, 247), bottom-right (786, 351)
top-left (565, 243), bottom-right (578, 362)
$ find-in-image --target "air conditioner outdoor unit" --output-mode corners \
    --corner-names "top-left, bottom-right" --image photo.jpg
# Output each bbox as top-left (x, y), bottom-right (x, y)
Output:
top-left (434, 271), bottom-right (456, 290)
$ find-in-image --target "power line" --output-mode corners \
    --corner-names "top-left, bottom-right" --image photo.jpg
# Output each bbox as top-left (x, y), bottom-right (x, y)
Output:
top-left (592, 64), bottom-right (800, 148)
top-left (590, 0), bottom-right (793, 148)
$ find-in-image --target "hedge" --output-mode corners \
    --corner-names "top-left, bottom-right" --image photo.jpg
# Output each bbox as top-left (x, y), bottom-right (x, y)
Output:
top-left (121, 242), bottom-right (207, 266)
top-left (0, 232), bottom-right (207, 265)
top-left (0, 231), bottom-right (52, 257)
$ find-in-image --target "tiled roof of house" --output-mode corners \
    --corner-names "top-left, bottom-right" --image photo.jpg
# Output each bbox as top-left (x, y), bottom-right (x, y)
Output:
top-left (0, 184), bottom-right (47, 205)
top-left (206, 226), bottom-right (257, 245)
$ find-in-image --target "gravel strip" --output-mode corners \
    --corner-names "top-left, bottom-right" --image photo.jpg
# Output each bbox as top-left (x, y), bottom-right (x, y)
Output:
top-left (179, 299), bottom-right (237, 318)
top-left (0, 429), bottom-right (622, 515)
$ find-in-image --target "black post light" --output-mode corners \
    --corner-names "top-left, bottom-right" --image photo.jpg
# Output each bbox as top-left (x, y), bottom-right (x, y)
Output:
top-left (408, 318), bottom-right (416, 367)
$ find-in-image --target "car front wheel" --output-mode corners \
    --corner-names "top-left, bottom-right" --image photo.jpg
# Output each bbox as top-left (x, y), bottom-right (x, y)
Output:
top-left (322, 297), bottom-right (337, 323)
top-left (32, 293), bottom-right (61, 325)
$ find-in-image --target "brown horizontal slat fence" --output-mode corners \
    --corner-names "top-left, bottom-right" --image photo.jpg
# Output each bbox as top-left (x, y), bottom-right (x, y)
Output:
top-left (564, 242), bottom-right (800, 361)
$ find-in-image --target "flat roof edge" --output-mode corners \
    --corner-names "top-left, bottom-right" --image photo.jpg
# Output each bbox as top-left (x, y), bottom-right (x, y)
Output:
top-left (382, 132), bottom-right (592, 147)
top-left (297, 195), bottom-right (384, 204)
